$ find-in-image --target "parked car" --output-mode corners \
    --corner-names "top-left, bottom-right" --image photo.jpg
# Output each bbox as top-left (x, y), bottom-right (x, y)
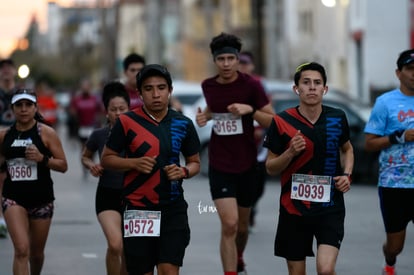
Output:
top-left (171, 80), bottom-right (203, 113)
top-left (186, 81), bottom-right (378, 182)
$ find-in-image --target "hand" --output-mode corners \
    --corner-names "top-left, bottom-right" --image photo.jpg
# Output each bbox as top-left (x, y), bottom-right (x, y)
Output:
top-left (164, 164), bottom-right (185, 180)
top-left (134, 156), bottom-right (157, 173)
top-left (404, 129), bottom-right (414, 142)
top-left (196, 107), bottom-right (207, 127)
top-left (89, 163), bottom-right (104, 177)
top-left (287, 130), bottom-right (306, 156)
top-left (227, 103), bottom-right (253, 116)
top-left (334, 175), bottom-right (351, 193)
top-left (25, 144), bottom-right (42, 162)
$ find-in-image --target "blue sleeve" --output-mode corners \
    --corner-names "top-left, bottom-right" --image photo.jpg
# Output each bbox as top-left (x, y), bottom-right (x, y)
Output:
top-left (364, 97), bottom-right (387, 136)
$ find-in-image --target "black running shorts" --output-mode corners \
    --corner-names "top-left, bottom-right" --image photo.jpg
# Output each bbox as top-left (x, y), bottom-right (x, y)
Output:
top-left (208, 165), bottom-right (257, 208)
top-left (274, 210), bottom-right (345, 261)
top-left (123, 200), bottom-right (190, 274)
top-left (95, 185), bottom-right (123, 215)
top-left (379, 186), bottom-right (414, 233)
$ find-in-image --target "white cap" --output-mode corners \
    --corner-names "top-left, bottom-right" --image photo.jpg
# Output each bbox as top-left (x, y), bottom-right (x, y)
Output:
top-left (11, 92), bottom-right (37, 104)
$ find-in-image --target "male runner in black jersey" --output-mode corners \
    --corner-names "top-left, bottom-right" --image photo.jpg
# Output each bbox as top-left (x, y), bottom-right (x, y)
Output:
top-left (264, 62), bottom-right (353, 275)
top-left (102, 64), bottom-right (200, 275)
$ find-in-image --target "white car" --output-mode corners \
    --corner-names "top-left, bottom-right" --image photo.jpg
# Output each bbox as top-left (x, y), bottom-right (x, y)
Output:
top-left (181, 96), bottom-right (212, 176)
top-left (171, 80), bottom-right (203, 107)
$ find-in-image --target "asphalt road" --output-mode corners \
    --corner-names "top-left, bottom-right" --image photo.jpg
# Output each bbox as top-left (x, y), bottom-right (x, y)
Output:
top-left (1, 126), bottom-right (414, 275)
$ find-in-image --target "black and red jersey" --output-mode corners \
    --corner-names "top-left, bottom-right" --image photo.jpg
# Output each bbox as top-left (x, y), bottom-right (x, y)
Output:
top-left (105, 107), bottom-right (200, 208)
top-left (263, 105), bottom-right (350, 216)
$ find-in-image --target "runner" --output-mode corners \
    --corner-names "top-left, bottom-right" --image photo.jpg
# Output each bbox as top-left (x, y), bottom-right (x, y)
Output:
top-left (0, 58), bottom-right (18, 238)
top-left (264, 62), bottom-right (353, 275)
top-left (81, 81), bottom-right (130, 275)
top-left (101, 64), bottom-right (200, 275)
top-left (196, 32), bottom-right (274, 275)
top-left (0, 88), bottom-right (67, 274)
top-left (364, 49), bottom-right (414, 275)
top-left (122, 53), bottom-right (146, 110)
top-left (69, 78), bottom-right (103, 177)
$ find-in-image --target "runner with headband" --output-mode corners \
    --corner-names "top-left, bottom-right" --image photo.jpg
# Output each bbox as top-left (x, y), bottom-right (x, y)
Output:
top-left (196, 32), bottom-right (274, 275)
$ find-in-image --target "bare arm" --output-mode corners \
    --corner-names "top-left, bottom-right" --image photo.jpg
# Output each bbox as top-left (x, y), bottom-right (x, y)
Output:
top-left (227, 102), bottom-right (275, 128)
top-left (252, 103), bottom-right (275, 128)
top-left (163, 153), bottom-right (201, 180)
top-left (101, 146), bottom-right (157, 173)
top-left (39, 125), bottom-right (68, 173)
top-left (81, 147), bottom-right (103, 177)
top-left (265, 130), bottom-right (305, 176)
top-left (365, 129), bottom-right (414, 152)
top-left (334, 140), bottom-right (353, 193)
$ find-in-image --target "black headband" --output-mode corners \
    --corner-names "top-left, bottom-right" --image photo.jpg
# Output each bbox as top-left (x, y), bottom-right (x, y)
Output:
top-left (213, 47), bottom-right (239, 58)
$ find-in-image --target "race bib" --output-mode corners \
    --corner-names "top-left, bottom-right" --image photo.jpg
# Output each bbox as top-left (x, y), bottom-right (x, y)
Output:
top-left (123, 210), bottom-right (161, 237)
top-left (78, 126), bottom-right (94, 139)
top-left (291, 174), bottom-right (331, 202)
top-left (7, 158), bottom-right (38, 181)
top-left (212, 113), bottom-right (243, 136)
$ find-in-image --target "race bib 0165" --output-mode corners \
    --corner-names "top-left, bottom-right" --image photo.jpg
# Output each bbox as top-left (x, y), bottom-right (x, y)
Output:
top-left (212, 113), bottom-right (243, 136)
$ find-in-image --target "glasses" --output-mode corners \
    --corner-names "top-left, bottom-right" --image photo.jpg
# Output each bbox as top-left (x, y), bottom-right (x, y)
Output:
top-left (295, 62), bottom-right (311, 73)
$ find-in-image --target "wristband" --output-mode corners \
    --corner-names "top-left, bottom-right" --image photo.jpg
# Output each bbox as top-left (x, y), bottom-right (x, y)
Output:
top-left (41, 155), bottom-right (50, 166)
top-left (251, 106), bottom-right (256, 116)
top-left (389, 130), bottom-right (405, 144)
top-left (182, 167), bottom-right (189, 179)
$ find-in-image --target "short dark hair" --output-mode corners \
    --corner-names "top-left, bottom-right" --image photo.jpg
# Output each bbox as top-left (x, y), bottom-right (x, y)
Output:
top-left (136, 64), bottom-right (172, 92)
top-left (123, 53), bottom-right (146, 71)
top-left (396, 49), bottom-right (414, 70)
top-left (102, 81), bottom-right (130, 110)
top-left (209, 32), bottom-right (242, 58)
top-left (294, 62), bottom-right (327, 86)
top-left (239, 51), bottom-right (254, 64)
top-left (0, 58), bottom-right (15, 68)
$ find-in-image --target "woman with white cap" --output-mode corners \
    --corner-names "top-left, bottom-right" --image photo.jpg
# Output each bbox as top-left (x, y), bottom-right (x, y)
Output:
top-left (0, 88), bottom-right (67, 275)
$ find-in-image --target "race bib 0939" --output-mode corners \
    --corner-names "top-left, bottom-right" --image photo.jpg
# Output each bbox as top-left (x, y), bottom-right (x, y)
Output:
top-left (291, 174), bottom-right (332, 202)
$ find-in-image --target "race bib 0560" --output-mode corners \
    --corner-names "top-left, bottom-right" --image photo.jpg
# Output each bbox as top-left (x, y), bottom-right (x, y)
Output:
top-left (7, 158), bottom-right (38, 181)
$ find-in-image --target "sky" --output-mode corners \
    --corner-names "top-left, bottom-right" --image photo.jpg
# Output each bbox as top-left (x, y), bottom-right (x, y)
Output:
top-left (0, 0), bottom-right (88, 58)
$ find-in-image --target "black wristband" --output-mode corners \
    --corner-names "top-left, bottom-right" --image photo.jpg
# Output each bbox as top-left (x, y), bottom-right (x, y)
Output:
top-left (389, 130), bottom-right (405, 144)
top-left (251, 107), bottom-right (256, 116)
top-left (41, 155), bottom-right (50, 166)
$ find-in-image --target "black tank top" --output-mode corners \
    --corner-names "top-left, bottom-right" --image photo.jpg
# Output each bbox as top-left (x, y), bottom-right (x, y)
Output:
top-left (2, 122), bottom-right (54, 208)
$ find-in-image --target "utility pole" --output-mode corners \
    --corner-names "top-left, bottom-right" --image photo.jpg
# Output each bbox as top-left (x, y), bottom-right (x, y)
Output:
top-left (146, 0), bottom-right (162, 63)
top-left (263, 0), bottom-right (277, 79)
top-left (203, 0), bottom-right (215, 75)
top-left (98, 0), bottom-right (117, 80)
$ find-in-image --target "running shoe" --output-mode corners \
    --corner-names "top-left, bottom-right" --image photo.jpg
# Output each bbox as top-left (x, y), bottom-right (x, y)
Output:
top-left (237, 262), bottom-right (247, 275)
top-left (0, 222), bottom-right (7, 238)
top-left (382, 264), bottom-right (396, 275)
